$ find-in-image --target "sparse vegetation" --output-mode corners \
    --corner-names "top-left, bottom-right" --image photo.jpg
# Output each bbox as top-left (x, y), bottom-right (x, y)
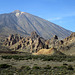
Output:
top-left (44, 65), bottom-right (51, 69)
top-left (0, 51), bottom-right (75, 75)
top-left (0, 64), bottom-right (74, 75)
top-left (0, 54), bottom-right (75, 74)
top-left (0, 64), bottom-right (11, 68)
top-left (32, 66), bottom-right (41, 69)
top-left (1, 55), bottom-right (75, 62)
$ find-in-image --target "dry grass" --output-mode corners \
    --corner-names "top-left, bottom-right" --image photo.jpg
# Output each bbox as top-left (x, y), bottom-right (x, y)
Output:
top-left (33, 48), bottom-right (54, 55)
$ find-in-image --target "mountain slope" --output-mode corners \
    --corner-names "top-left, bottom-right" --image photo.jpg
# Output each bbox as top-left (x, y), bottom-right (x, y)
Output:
top-left (0, 10), bottom-right (72, 39)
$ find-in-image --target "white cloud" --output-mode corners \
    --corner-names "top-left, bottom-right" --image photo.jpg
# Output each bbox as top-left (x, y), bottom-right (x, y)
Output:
top-left (47, 17), bottom-right (62, 21)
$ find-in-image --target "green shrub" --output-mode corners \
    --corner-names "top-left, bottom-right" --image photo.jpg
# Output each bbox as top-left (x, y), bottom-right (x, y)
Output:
top-left (53, 66), bottom-right (67, 69)
top-left (44, 65), bottom-right (51, 69)
top-left (1, 55), bottom-right (25, 60)
top-left (21, 66), bottom-right (30, 70)
top-left (0, 64), bottom-right (11, 68)
top-left (63, 63), bottom-right (68, 66)
top-left (67, 65), bottom-right (74, 70)
top-left (1, 55), bottom-right (75, 62)
top-left (32, 66), bottom-right (41, 69)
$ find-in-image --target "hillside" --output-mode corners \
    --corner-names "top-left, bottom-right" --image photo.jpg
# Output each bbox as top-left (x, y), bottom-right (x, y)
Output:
top-left (0, 10), bottom-right (72, 39)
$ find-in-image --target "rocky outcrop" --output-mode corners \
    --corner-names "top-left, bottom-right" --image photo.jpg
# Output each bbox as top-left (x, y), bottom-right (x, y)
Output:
top-left (4, 34), bottom-right (22, 46)
top-left (31, 31), bottom-right (39, 39)
top-left (45, 32), bottom-right (75, 52)
top-left (3, 32), bottom-right (75, 55)
top-left (45, 35), bottom-right (59, 48)
top-left (64, 32), bottom-right (75, 43)
top-left (3, 32), bottom-right (47, 53)
top-left (18, 33), bottom-right (47, 53)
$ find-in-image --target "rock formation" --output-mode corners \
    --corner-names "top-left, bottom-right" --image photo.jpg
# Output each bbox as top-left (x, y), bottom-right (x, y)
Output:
top-left (3, 32), bottom-right (75, 55)
top-left (4, 34), bottom-right (22, 46)
top-left (4, 32), bottom-right (47, 53)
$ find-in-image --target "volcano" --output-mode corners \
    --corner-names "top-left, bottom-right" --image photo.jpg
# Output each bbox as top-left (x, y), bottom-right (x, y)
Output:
top-left (0, 10), bottom-right (72, 39)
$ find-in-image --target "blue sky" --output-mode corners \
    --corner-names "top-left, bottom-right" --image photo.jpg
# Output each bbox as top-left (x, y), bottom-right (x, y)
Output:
top-left (0, 0), bottom-right (75, 32)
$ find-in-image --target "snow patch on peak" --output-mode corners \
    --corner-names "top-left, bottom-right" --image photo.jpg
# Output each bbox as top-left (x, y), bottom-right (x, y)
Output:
top-left (15, 13), bottom-right (20, 17)
top-left (21, 12), bottom-right (24, 14)
top-left (15, 12), bottom-right (25, 17)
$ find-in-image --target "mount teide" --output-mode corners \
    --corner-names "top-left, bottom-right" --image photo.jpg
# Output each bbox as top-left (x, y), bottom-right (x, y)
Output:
top-left (0, 10), bottom-right (72, 39)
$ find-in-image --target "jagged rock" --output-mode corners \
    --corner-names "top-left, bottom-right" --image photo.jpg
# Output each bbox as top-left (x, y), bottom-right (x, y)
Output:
top-left (45, 35), bottom-right (59, 48)
top-left (45, 32), bottom-right (75, 53)
top-left (30, 37), bottom-right (46, 53)
top-left (70, 32), bottom-right (75, 37)
top-left (31, 31), bottom-right (39, 39)
top-left (59, 40), bottom-right (64, 44)
top-left (3, 32), bottom-right (75, 55)
top-left (13, 32), bottom-right (47, 53)
top-left (17, 44), bottom-right (22, 49)
top-left (5, 38), bottom-right (8, 42)
top-left (64, 32), bottom-right (75, 42)
top-left (4, 34), bottom-right (22, 46)
top-left (53, 35), bottom-right (58, 39)
top-left (3, 32), bottom-right (58, 53)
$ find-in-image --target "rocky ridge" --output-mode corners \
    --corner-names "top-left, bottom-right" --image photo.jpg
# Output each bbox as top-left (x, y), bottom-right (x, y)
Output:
top-left (4, 31), bottom-right (47, 53)
top-left (3, 32), bottom-right (75, 55)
